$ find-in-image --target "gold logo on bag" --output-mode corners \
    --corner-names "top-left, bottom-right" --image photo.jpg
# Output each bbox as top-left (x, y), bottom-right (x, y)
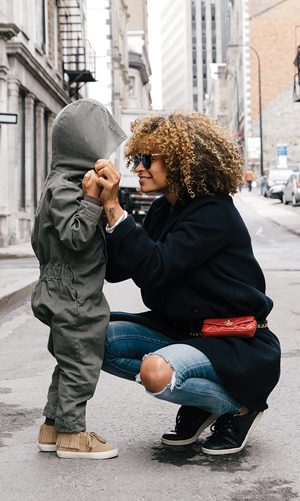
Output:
top-left (224, 320), bottom-right (234, 325)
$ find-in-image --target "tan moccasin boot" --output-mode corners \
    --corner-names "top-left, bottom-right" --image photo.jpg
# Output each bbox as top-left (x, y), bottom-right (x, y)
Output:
top-left (38, 423), bottom-right (58, 452)
top-left (56, 431), bottom-right (118, 459)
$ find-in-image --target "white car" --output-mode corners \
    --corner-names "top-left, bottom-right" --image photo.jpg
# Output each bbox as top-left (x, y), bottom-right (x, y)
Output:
top-left (282, 172), bottom-right (300, 206)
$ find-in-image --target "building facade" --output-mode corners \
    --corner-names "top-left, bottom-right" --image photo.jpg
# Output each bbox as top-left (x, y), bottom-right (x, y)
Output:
top-left (126, 0), bottom-right (151, 108)
top-left (160, 0), bottom-right (229, 113)
top-left (223, 0), bottom-right (300, 173)
top-left (107, 0), bottom-right (130, 125)
top-left (248, 0), bottom-right (300, 167)
top-left (0, 0), bottom-right (94, 247)
top-left (160, 0), bottom-right (300, 173)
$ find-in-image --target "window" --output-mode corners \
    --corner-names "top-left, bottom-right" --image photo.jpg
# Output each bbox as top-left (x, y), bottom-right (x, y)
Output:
top-left (19, 90), bottom-right (26, 209)
top-left (44, 110), bottom-right (49, 180)
top-left (42, 0), bottom-right (49, 56)
top-left (191, 0), bottom-right (198, 110)
top-left (129, 76), bottom-right (135, 97)
top-left (211, 2), bottom-right (216, 63)
top-left (33, 102), bottom-right (37, 209)
top-left (54, 1), bottom-right (58, 68)
top-left (193, 94), bottom-right (198, 111)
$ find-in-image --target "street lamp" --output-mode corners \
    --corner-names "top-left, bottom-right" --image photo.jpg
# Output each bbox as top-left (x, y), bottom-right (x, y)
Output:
top-left (228, 44), bottom-right (264, 195)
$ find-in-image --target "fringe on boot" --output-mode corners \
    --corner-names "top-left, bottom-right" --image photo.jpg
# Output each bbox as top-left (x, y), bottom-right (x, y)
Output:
top-left (38, 423), bottom-right (58, 444)
top-left (56, 432), bottom-right (80, 450)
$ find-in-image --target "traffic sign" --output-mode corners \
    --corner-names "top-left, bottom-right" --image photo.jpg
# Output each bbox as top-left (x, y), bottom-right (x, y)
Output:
top-left (0, 113), bottom-right (18, 124)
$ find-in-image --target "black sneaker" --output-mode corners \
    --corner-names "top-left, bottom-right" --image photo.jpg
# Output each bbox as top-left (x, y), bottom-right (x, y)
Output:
top-left (201, 409), bottom-right (264, 455)
top-left (161, 406), bottom-right (219, 446)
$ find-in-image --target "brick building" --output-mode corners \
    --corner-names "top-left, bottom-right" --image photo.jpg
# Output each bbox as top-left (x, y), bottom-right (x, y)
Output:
top-left (208, 0), bottom-right (300, 173)
top-left (248, 0), bottom-right (300, 167)
top-left (0, 0), bottom-right (94, 247)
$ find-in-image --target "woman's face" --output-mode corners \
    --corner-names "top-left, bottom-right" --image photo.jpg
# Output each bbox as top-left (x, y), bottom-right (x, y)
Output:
top-left (135, 154), bottom-right (176, 204)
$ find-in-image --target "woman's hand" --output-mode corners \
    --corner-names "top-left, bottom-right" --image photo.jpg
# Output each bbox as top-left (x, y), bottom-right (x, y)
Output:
top-left (94, 159), bottom-right (124, 227)
top-left (82, 170), bottom-right (102, 198)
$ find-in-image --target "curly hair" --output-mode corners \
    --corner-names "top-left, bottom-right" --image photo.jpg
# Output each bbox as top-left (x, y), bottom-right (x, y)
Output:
top-left (124, 110), bottom-right (244, 199)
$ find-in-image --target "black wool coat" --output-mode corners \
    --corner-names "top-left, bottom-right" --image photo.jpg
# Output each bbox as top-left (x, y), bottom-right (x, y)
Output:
top-left (105, 194), bottom-right (281, 411)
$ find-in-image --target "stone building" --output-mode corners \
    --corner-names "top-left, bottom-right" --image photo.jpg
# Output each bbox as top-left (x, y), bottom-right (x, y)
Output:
top-left (212, 0), bottom-right (249, 165)
top-left (126, 0), bottom-right (151, 108)
top-left (106, 0), bottom-right (130, 125)
top-left (0, 0), bottom-right (95, 247)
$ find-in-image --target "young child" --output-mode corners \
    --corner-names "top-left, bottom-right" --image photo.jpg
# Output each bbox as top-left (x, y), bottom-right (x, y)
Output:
top-left (31, 99), bottom-right (126, 459)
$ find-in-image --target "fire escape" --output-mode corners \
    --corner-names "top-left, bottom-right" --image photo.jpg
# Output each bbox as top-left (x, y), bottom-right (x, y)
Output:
top-left (57, 0), bottom-right (96, 99)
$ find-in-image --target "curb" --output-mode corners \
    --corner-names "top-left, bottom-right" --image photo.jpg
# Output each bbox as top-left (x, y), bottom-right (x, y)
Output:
top-left (0, 253), bottom-right (35, 260)
top-left (0, 279), bottom-right (38, 317)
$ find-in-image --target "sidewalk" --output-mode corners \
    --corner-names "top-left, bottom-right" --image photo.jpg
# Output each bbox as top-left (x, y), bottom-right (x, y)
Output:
top-left (0, 241), bottom-right (38, 316)
top-left (0, 191), bottom-right (299, 318)
top-left (236, 188), bottom-right (300, 236)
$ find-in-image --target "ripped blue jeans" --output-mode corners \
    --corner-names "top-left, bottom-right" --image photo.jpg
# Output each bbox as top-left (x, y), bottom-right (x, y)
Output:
top-left (102, 321), bottom-right (242, 416)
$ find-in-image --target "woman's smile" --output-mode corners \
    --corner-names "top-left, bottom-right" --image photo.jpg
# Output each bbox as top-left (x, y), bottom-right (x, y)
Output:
top-left (139, 175), bottom-right (152, 183)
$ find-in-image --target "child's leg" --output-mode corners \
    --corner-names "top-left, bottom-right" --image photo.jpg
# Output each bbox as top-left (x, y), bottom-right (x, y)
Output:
top-left (43, 363), bottom-right (60, 421)
top-left (49, 304), bottom-right (108, 434)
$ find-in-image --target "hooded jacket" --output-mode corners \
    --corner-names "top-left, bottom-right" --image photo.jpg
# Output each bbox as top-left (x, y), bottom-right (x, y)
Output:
top-left (31, 99), bottom-right (126, 327)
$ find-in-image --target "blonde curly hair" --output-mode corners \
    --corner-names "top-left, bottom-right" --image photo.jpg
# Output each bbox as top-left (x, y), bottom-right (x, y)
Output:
top-left (124, 110), bottom-right (244, 199)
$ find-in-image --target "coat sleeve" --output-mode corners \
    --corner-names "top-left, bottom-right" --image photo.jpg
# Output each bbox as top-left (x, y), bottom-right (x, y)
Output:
top-left (106, 203), bottom-right (235, 289)
top-left (49, 183), bottom-right (102, 251)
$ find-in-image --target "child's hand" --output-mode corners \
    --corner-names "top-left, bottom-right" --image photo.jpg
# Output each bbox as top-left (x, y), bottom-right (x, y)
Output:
top-left (82, 170), bottom-right (102, 198)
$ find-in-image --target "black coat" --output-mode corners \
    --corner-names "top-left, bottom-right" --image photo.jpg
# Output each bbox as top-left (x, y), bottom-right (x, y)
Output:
top-left (106, 194), bottom-right (281, 411)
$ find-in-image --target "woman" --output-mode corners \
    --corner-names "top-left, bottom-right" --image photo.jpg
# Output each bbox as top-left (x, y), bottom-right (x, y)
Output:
top-left (95, 110), bottom-right (281, 456)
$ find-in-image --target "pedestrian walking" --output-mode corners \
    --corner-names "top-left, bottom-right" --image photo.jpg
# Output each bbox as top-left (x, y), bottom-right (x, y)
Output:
top-left (245, 168), bottom-right (255, 191)
top-left (31, 99), bottom-right (126, 459)
top-left (96, 110), bottom-right (281, 456)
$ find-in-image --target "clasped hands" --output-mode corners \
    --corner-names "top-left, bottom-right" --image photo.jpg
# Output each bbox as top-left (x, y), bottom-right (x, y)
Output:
top-left (82, 159), bottom-right (124, 227)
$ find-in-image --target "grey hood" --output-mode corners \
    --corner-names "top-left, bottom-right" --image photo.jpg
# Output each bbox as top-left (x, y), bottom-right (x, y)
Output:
top-left (51, 99), bottom-right (127, 177)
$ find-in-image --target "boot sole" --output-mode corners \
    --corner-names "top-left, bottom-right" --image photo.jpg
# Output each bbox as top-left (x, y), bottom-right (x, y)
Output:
top-left (201, 411), bottom-right (264, 455)
top-left (56, 448), bottom-right (119, 459)
top-left (161, 413), bottom-right (219, 446)
top-left (39, 443), bottom-right (57, 452)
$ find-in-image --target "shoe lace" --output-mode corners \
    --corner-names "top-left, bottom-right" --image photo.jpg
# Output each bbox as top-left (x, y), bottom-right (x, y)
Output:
top-left (174, 406), bottom-right (197, 434)
top-left (86, 432), bottom-right (106, 449)
top-left (209, 414), bottom-right (237, 437)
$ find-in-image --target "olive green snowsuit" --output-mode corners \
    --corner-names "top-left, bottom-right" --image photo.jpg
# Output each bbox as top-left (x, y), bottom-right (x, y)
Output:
top-left (31, 99), bottom-right (126, 433)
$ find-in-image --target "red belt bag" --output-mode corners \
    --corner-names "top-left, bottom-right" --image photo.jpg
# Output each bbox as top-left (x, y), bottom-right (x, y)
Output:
top-left (201, 316), bottom-right (257, 338)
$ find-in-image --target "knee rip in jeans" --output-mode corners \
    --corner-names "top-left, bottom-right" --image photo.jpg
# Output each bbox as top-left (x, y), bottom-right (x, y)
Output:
top-left (135, 353), bottom-right (176, 393)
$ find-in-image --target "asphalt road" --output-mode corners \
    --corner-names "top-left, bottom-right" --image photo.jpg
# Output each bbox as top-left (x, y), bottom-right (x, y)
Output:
top-left (0, 193), bottom-right (299, 501)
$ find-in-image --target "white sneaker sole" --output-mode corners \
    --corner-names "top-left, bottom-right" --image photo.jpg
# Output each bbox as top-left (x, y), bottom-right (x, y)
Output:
top-left (39, 443), bottom-right (57, 452)
top-left (201, 411), bottom-right (264, 455)
top-left (161, 413), bottom-right (219, 446)
top-left (56, 448), bottom-right (119, 459)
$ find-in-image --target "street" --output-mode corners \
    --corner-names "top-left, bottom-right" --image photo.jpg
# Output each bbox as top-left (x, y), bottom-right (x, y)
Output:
top-left (0, 191), bottom-right (299, 500)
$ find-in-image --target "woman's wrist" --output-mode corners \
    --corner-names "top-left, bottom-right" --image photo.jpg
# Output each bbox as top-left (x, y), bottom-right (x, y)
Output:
top-left (103, 201), bottom-right (124, 228)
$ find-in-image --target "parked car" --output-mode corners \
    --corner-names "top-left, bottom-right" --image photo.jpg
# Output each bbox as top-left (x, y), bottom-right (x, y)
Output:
top-left (262, 168), bottom-right (295, 200)
top-left (286, 163), bottom-right (300, 171)
top-left (282, 172), bottom-right (300, 205)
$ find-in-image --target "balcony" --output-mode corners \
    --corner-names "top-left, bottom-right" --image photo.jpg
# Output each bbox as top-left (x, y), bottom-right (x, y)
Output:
top-left (57, 0), bottom-right (96, 97)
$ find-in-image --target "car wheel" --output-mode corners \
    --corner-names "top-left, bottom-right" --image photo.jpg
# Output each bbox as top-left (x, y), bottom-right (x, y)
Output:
top-left (292, 194), bottom-right (298, 206)
top-left (282, 193), bottom-right (288, 205)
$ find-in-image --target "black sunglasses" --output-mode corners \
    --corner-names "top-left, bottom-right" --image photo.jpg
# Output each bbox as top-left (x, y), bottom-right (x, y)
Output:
top-left (134, 154), bottom-right (160, 170)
